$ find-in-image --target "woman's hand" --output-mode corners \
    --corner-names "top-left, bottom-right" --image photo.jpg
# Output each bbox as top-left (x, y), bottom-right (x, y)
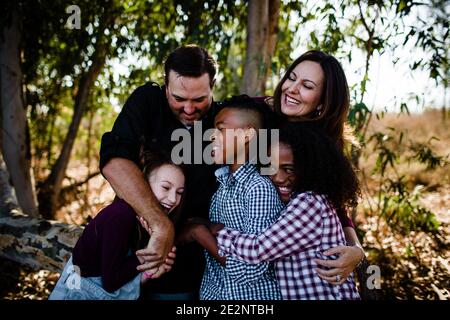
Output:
top-left (314, 245), bottom-right (364, 285)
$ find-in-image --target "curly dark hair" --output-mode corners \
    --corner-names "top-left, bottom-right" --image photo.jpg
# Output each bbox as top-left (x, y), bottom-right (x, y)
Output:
top-left (278, 122), bottom-right (360, 211)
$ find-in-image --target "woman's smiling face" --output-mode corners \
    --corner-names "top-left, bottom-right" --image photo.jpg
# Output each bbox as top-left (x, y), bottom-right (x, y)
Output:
top-left (269, 142), bottom-right (296, 203)
top-left (280, 60), bottom-right (325, 120)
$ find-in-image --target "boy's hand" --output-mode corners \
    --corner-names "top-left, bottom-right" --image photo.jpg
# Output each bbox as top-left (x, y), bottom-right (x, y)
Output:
top-left (208, 222), bottom-right (225, 236)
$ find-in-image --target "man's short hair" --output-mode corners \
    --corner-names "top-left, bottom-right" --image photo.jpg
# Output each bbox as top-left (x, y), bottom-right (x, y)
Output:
top-left (164, 44), bottom-right (217, 87)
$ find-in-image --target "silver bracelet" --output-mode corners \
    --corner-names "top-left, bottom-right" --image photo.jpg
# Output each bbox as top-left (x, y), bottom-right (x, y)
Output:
top-left (353, 244), bottom-right (366, 269)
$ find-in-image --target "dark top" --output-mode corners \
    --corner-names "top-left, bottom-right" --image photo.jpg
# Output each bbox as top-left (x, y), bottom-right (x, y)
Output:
top-left (100, 82), bottom-right (220, 295)
top-left (72, 198), bottom-right (148, 293)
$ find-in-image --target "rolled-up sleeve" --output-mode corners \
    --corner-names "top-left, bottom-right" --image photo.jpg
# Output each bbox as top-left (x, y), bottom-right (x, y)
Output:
top-left (100, 84), bottom-right (158, 171)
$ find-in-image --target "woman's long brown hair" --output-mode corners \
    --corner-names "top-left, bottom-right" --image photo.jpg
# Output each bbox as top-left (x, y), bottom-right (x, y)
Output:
top-left (273, 50), bottom-right (352, 150)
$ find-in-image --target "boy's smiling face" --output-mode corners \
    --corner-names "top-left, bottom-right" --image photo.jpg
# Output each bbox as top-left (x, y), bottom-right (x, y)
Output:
top-left (211, 108), bottom-right (255, 166)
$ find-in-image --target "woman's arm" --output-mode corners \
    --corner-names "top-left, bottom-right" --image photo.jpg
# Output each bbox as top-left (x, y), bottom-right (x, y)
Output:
top-left (217, 193), bottom-right (323, 264)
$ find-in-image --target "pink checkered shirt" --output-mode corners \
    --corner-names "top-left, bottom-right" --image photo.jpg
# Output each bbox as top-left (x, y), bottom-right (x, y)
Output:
top-left (217, 192), bottom-right (360, 300)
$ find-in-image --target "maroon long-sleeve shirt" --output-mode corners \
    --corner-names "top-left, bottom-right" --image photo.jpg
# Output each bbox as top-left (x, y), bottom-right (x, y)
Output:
top-left (72, 198), bottom-right (148, 293)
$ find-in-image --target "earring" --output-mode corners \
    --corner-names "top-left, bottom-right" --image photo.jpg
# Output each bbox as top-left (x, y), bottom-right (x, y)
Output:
top-left (316, 105), bottom-right (323, 116)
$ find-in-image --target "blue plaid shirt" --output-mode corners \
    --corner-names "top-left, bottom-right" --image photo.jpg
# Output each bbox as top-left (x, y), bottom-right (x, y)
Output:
top-left (200, 163), bottom-right (283, 300)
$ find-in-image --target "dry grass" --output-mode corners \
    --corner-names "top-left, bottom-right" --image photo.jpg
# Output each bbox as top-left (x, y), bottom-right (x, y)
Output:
top-left (355, 109), bottom-right (449, 300)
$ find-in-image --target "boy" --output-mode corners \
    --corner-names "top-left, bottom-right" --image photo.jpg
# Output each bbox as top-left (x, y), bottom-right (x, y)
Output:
top-left (178, 95), bottom-right (282, 300)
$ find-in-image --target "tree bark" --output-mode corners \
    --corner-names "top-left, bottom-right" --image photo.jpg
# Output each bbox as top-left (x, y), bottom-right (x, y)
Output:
top-left (241, 0), bottom-right (270, 96)
top-left (260, 0), bottom-right (280, 93)
top-left (0, 5), bottom-right (39, 217)
top-left (0, 213), bottom-right (83, 272)
top-left (0, 155), bottom-right (20, 217)
top-left (0, 157), bottom-right (82, 272)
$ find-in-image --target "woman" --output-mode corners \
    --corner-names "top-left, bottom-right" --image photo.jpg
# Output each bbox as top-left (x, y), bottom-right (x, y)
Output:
top-left (272, 50), bottom-right (354, 150)
top-left (271, 50), bottom-right (364, 284)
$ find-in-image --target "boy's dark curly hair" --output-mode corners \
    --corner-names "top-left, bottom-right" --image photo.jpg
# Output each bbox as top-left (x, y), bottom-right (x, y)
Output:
top-left (278, 122), bottom-right (360, 211)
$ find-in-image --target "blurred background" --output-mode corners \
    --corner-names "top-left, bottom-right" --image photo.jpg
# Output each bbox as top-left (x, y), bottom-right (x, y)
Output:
top-left (0, 0), bottom-right (448, 300)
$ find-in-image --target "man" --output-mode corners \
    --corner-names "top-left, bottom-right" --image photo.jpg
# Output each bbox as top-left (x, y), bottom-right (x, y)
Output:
top-left (100, 45), bottom-right (219, 299)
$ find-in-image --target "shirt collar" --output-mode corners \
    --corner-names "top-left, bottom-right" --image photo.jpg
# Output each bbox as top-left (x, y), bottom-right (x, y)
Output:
top-left (214, 163), bottom-right (257, 187)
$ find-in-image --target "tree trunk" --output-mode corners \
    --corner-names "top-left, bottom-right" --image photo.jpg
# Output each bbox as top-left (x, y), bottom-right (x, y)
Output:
top-left (38, 42), bottom-right (107, 219)
top-left (260, 0), bottom-right (280, 94)
top-left (241, 0), bottom-right (270, 96)
top-left (0, 5), bottom-right (39, 217)
top-left (0, 214), bottom-right (83, 272)
top-left (0, 155), bottom-right (20, 217)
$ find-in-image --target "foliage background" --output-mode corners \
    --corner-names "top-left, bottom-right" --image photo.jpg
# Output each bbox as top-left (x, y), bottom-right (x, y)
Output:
top-left (0, 0), bottom-right (448, 300)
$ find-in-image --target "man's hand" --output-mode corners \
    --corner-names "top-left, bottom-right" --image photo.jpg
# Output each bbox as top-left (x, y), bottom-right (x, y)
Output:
top-left (137, 246), bottom-right (176, 274)
top-left (140, 251), bottom-right (175, 284)
top-left (136, 216), bottom-right (175, 269)
top-left (314, 245), bottom-right (365, 285)
top-left (103, 158), bottom-right (174, 266)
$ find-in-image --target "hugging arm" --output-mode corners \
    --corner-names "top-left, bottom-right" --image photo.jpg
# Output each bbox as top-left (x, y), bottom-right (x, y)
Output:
top-left (314, 210), bottom-right (365, 285)
top-left (217, 193), bottom-right (323, 264)
top-left (314, 226), bottom-right (365, 285)
top-left (100, 86), bottom-right (174, 268)
top-left (222, 182), bottom-right (282, 285)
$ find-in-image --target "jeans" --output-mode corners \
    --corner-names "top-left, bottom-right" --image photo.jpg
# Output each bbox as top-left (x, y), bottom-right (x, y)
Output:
top-left (48, 257), bottom-right (141, 300)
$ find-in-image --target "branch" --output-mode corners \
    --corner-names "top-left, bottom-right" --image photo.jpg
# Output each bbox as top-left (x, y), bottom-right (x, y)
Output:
top-left (357, 0), bottom-right (371, 35)
top-left (63, 171), bottom-right (101, 192)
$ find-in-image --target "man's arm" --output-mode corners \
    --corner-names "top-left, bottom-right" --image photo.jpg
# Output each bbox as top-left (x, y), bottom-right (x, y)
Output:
top-left (102, 158), bottom-right (174, 266)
